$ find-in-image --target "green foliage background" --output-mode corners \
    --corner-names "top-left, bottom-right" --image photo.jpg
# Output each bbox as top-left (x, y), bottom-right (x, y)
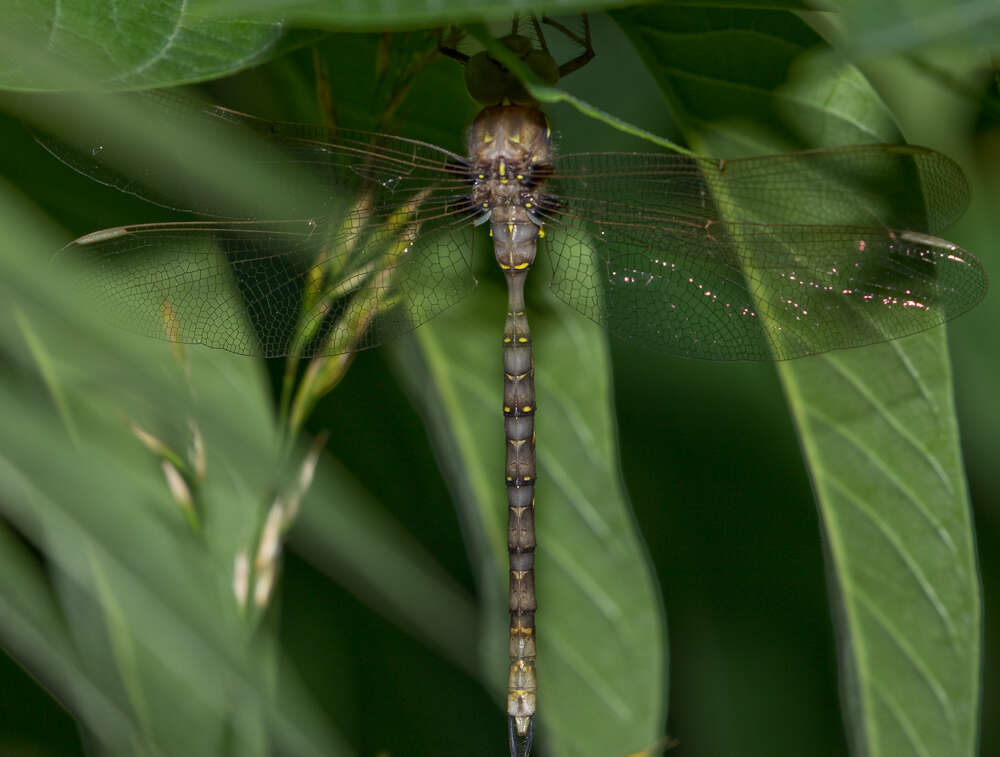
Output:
top-left (0, 2), bottom-right (997, 756)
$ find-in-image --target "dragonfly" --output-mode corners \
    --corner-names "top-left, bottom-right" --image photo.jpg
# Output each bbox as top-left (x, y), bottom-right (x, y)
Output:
top-left (38, 15), bottom-right (987, 757)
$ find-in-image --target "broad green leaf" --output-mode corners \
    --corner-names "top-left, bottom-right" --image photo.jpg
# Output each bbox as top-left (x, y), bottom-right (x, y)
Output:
top-left (0, 0), bottom-right (294, 91)
top-left (614, 5), bottom-right (981, 756)
top-left (829, 0), bottom-right (1000, 59)
top-left (613, 5), bottom-right (898, 154)
top-left (389, 273), bottom-right (666, 756)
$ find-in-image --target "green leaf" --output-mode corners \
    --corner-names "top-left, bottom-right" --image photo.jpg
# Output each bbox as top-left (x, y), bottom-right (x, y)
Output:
top-left (389, 274), bottom-right (666, 756)
top-left (0, 517), bottom-right (140, 749)
top-left (0, 176), bottom-right (349, 756)
top-left (465, 23), bottom-right (692, 154)
top-left (291, 453), bottom-right (481, 678)
top-left (0, 0), bottom-right (292, 91)
top-left (829, 0), bottom-right (1000, 59)
top-left (614, 4), bottom-right (981, 756)
top-left (613, 5), bottom-right (899, 154)
top-left (196, 0), bottom-right (637, 30)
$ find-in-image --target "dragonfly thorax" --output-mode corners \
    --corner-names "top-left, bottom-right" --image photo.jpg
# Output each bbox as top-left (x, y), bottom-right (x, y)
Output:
top-left (468, 106), bottom-right (553, 230)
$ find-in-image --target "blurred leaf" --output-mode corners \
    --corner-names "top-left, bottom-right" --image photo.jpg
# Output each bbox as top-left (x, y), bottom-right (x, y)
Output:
top-left (829, 0), bottom-right (1000, 59)
top-left (0, 0), bottom-right (307, 91)
top-left (612, 5), bottom-right (898, 154)
top-left (466, 24), bottom-right (692, 154)
top-left (390, 275), bottom-right (666, 757)
top-left (0, 27), bottom-right (491, 757)
top-left (197, 0), bottom-right (636, 29)
top-left (0, 158), bottom-right (351, 754)
top-left (291, 453), bottom-right (480, 678)
top-left (0, 518), bottom-right (139, 750)
top-left (615, 4), bottom-right (981, 756)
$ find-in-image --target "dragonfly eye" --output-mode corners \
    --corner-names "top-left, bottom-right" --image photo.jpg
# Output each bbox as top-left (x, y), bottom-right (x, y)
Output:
top-left (466, 51), bottom-right (511, 105)
top-left (465, 34), bottom-right (560, 106)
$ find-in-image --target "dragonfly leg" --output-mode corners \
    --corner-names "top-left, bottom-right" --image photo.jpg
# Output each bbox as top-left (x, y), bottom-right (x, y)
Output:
top-left (542, 14), bottom-right (594, 77)
top-left (436, 26), bottom-right (469, 64)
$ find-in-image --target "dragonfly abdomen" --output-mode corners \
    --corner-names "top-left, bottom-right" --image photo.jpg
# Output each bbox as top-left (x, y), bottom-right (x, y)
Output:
top-left (500, 251), bottom-right (538, 746)
top-left (469, 103), bottom-right (551, 751)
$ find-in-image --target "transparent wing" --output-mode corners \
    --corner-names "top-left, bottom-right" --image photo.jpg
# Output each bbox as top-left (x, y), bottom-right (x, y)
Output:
top-left (542, 148), bottom-right (985, 360)
top-left (34, 90), bottom-right (472, 220)
top-left (551, 145), bottom-right (969, 232)
top-left (45, 92), bottom-right (481, 357)
top-left (61, 211), bottom-right (478, 359)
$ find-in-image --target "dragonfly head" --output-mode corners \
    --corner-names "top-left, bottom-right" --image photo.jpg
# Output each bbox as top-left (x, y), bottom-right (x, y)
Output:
top-left (465, 33), bottom-right (558, 107)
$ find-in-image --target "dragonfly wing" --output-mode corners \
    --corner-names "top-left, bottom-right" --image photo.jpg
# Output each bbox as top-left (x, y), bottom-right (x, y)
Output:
top-left (550, 145), bottom-right (969, 235)
top-left (541, 148), bottom-right (982, 360)
top-left (542, 214), bottom-right (986, 362)
top-left (61, 214), bottom-right (478, 358)
top-left (34, 90), bottom-right (471, 220)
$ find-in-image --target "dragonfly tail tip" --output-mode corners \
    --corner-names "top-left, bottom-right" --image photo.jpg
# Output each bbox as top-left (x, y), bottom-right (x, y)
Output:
top-left (508, 715), bottom-right (534, 757)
